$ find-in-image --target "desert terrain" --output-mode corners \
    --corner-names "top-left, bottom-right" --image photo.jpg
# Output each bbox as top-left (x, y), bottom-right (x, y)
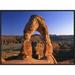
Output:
top-left (1, 35), bottom-right (74, 64)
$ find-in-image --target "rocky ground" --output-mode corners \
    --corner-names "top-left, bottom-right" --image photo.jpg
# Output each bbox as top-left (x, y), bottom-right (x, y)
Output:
top-left (2, 58), bottom-right (74, 65)
top-left (1, 51), bottom-right (74, 65)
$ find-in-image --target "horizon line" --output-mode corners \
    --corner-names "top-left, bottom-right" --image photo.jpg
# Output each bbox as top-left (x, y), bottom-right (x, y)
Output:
top-left (1, 34), bottom-right (74, 36)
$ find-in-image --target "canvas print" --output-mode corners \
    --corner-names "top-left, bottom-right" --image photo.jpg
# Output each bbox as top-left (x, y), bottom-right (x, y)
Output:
top-left (0, 11), bottom-right (74, 64)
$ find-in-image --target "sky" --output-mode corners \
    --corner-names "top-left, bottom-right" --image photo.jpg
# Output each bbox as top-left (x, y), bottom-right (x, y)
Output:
top-left (1, 11), bottom-right (74, 35)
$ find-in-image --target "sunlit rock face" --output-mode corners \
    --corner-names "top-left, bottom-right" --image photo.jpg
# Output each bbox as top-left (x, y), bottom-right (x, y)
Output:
top-left (35, 42), bottom-right (44, 59)
top-left (20, 15), bottom-right (57, 64)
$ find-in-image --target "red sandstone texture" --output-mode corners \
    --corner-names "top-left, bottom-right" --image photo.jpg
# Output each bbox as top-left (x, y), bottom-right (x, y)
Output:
top-left (19, 15), bottom-right (57, 64)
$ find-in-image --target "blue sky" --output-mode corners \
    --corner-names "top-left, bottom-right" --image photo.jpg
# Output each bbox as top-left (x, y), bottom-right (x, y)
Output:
top-left (2, 11), bottom-right (74, 35)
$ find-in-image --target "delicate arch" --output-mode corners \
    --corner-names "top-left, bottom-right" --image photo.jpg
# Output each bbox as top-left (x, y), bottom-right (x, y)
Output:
top-left (20, 15), bottom-right (57, 64)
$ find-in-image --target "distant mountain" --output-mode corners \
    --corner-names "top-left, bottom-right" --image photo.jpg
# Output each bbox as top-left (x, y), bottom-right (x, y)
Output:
top-left (1, 34), bottom-right (73, 43)
top-left (50, 35), bottom-right (73, 41)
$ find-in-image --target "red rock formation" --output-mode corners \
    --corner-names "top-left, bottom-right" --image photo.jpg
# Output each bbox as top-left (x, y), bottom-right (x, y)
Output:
top-left (20, 15), bottom-right (57, 64)
top-left (35, 42), bottom-right (44, 59)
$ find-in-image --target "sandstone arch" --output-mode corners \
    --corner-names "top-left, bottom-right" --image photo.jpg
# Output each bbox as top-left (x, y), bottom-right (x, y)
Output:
top-left (20, 15), bottom-right (57, 64)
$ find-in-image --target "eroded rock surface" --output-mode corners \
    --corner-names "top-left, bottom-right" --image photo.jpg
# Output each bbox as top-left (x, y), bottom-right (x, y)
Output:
top-left (19, 15), bottom-right (57, 64)
top-left (35, 42), bottom-right (44, 59)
